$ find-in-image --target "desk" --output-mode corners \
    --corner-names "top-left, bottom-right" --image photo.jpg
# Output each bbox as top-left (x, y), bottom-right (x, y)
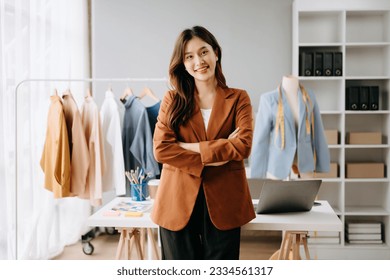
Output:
top-left (245, 200), bottom-right (342, 259)
top-left (86, 198), bottom-right (342, 260)
top-left (86, 197), bottom-right (158, 260)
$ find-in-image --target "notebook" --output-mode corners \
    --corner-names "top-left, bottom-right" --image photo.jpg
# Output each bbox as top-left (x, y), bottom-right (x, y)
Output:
top-left (254, 179), bottom-right (322, 214)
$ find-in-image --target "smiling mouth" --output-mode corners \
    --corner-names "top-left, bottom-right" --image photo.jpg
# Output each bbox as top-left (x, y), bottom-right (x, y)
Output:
top-left (195, 66), bottom-right (208, 73)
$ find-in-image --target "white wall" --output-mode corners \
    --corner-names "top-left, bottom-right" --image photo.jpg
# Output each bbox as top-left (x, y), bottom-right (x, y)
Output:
top-left (91, 0), bottom-right (293, 110)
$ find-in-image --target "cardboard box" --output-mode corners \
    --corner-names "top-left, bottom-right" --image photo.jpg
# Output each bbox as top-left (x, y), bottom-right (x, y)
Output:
top-left (325, 130), bottom-right (338, 145)
top-left (347, 132), bottom-right (382, 145)
top-left (346, 163), bottom-right (385, 178)
top-left (315, 162), bottom-right (338, 178)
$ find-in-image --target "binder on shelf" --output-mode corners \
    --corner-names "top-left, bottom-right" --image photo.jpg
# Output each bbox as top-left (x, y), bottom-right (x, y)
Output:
top-left (346, 227), bottom-right (381, 234)
top-left (369, 86), bottom-right (379, 110)
top-left (323, 52), bottom-right (333, 76)
top-left (359, 86), bottom-right (369, 110)
top-left (348, 240), bottom-right (383, 244)
top-left (300, 52), bottom-right (313, 76)
top-left (314, 52), bottom-right (323, 76)
top-left (346, 233), bottom-right (382, 240)
top-left (333, 52), bottom-right (342, 76)
top-left (346, 222), bottom-right (382, 228)
top-left (346, 86), bottom-right (359, 110)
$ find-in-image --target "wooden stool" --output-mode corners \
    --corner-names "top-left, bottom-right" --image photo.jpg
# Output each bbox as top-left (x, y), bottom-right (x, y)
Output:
top-left (115, 227), bottom-right (159, 260)
top-left (269, 231), bottom-right (310, 260)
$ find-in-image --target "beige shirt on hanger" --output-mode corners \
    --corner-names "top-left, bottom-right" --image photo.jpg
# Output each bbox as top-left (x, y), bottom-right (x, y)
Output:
top-left (40, 95), bottom-right (71, 198)
top-left (62, 90), bottom-right (90, 195)
top-left (80, 95), bottom-right (105, 206)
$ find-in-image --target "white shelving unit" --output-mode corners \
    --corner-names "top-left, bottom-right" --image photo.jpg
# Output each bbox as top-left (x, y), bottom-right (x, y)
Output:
top-left (293, 0), bottom-right (390, 259)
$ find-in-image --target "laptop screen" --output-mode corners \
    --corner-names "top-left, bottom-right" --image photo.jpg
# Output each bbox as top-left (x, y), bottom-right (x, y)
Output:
top-left (255, 179), bottom-right (322, 214)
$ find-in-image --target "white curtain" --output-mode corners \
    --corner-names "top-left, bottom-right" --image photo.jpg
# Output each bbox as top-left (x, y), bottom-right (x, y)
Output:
top-left (0, 0), bottom-right (91, 259)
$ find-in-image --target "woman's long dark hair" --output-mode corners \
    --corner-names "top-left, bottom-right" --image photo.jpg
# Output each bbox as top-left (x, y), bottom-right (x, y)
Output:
top-left (167, 26), bottom-right (227, 134)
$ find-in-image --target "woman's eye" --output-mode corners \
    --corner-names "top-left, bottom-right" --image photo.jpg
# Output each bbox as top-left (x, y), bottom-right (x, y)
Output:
top-left (201, 50), bottom-right (208, 56)
top-left (185, 55), bottom-right (192, 60)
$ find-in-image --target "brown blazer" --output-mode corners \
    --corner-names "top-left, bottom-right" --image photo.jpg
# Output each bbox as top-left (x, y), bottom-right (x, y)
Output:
top-left (151, 86), bottom-right (255, 231)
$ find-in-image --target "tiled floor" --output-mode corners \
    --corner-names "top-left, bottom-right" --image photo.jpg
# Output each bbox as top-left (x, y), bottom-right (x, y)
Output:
top-left (52, 229), bottom-right (282, 260)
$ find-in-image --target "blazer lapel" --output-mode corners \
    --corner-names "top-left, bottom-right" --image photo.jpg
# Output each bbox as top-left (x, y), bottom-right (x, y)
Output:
top-left (207, 87), bottom-right (235, 140)
top-left (189, 102), bottom-right (207, 141)
top-left (297, 87), bottom-right (307, 137)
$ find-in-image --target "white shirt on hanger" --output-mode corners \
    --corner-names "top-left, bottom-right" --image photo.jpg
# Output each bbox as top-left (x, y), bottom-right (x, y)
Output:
top-left (100, 90), bottom-right (126, 196)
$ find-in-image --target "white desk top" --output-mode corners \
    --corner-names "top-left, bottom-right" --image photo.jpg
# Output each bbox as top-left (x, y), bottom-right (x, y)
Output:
top-left (244, 200), bottom-right (342, 231)
top-left (87, 197), bottom-right (157, 228)
top-left (87, 198), bottom-right (342, 232)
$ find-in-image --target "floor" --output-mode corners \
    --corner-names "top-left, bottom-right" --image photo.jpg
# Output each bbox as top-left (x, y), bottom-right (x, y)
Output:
top-left (52, 229), bottom-right (282, 260)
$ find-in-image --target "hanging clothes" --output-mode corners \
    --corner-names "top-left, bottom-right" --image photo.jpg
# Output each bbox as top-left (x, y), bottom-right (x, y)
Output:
top-left (100, 89), bottom-right (126, 196)
top-left (62, 90), bottom-right (90, 196)
top-left (250, 86), bottom-right (330, 179)
top-left (122, 95), bottom-right (160, 196)
top-left (40, 95), bottom-right (71, 198)
top-left (146, 100), bottom-right (162, 177)
top-left (80, 95), bottom-right (105, 206)
top-left (146, 100), bottom-right (161, 136)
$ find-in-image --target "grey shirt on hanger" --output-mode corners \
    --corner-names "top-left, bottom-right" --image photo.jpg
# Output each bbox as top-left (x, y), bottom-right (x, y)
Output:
top-left (122, 95), bottom-right (160, 196)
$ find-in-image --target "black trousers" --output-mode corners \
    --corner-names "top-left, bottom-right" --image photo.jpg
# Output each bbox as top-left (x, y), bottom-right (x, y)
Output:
top-left (159, 186), bottom-right (241, 260)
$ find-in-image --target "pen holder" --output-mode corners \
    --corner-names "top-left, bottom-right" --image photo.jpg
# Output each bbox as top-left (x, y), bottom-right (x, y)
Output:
top-left (130, 182), bottom-right (149, 201)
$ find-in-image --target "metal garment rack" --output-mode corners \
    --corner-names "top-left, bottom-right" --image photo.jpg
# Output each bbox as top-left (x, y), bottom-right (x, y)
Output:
top-left (14, 77), bottom-right (167, 259)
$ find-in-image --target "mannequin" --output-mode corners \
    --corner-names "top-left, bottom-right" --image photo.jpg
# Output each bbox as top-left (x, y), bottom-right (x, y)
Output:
top-left (251, 74), bottom-right (330, 180)
top-left (265, 76), bottom-right (314, 180)
top-left (282, 75), bottom-right (299, 129)
top-left (282, 75), bottom-right (313, 179)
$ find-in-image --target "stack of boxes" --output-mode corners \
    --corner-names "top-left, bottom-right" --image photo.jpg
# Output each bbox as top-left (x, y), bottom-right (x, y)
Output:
top-left (346, 132), bottom-right (384, 179)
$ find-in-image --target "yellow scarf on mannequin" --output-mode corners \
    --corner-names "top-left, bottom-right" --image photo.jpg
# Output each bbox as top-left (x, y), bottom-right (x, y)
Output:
top-left (274, 84), bottom-right (317, 174)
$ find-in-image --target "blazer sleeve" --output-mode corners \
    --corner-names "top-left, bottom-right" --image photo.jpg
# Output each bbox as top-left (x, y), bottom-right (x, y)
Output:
top-left (311, 92), bottom-right (330, 173)
top-left (250, 94), bottom-right (273, 178)
top-left (153, 91), bottom-right (204, 177)
top-left (198, 90), bottom-right (253, 164)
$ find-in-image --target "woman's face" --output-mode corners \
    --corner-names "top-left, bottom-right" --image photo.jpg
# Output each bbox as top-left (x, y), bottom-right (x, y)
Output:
top-left (183, 36), bottom-right (218, 83)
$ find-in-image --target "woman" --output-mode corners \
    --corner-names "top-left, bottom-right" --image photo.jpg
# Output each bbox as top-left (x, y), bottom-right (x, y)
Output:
top-left (151, 26), bottom-right (255, 260)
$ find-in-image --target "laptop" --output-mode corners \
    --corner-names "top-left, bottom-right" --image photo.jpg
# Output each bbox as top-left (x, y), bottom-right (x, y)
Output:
top-left (254, 179), bottom-right (322, 214)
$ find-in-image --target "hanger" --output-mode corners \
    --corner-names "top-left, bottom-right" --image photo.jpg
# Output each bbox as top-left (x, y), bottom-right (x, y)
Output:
top-left (137, 87), bottom-right (160, 102)
top-left (120, 87), bottom-right (133, 102)
top-left (52, 88), bottom-right (59, 96)
top-left (86, 88), bottom-right (92, 98)
top-left (62, 88), bottom-right (71, 97)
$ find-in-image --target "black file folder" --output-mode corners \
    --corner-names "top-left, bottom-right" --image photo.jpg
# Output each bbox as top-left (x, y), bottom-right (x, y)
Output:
top-left (359, 86), bottom-right (369, 110)
top-left (346, 86), bottom-right (359, 110)
top-left (369, 86), bottom-right (379, 110)
top-left (333, 52), bottom-right (342, 76)
top-left (314, 52), bottom-right (323, 76)
top-left (323, 52), bottom-right (333, 76)
top-left (300, 52), bottom-right (313, 76)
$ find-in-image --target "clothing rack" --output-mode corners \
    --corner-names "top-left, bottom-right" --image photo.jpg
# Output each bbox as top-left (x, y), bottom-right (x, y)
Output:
top-left (14, 77), bottom-right (167, 259)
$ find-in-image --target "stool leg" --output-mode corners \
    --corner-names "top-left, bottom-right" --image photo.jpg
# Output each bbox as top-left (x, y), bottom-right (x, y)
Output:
top-left (140, 228), bottom-right (146, 256)
top-left (292, 233), bottom-right (301, 260)
top-left (126, 229), bottom-right (133, 259)
top-left (283, 232), bottom-right (293, 260)
top-left (147, 228), bottom-right (160, 259)
top-left (302, 234), bottom-right (311, 260)
top-left (115, 228), bottom-right (126, 260)
top-left (133, 229), bottom-right (144, 260)
top-left (277, 231), bottom-right (288, 260)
